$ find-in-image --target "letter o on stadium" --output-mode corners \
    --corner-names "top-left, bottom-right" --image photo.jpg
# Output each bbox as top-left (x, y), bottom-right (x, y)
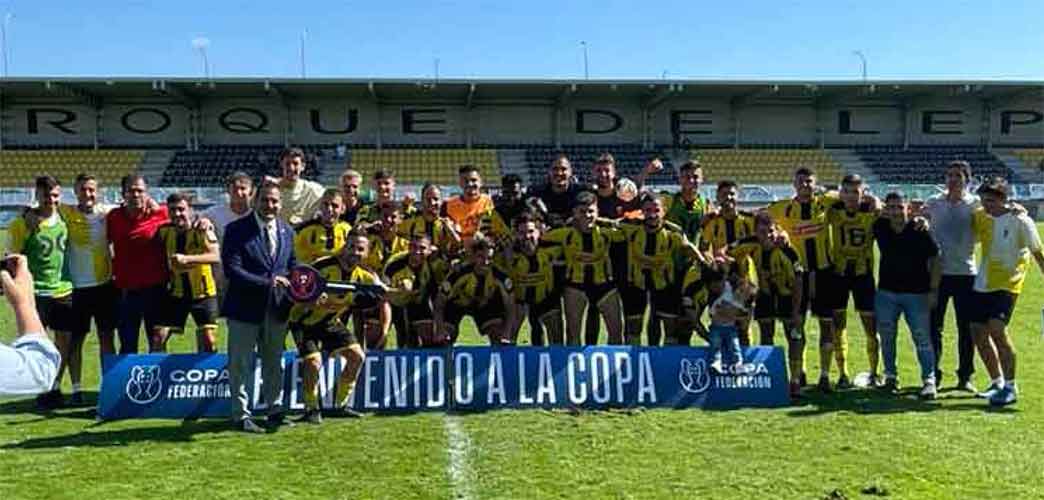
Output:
top-left (121, 107), bottom-right (172, 134)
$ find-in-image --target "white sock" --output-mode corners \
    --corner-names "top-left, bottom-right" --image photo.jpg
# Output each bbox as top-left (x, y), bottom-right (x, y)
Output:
top-left (71, 383), bottom-right (82, 394)
top-left (992, 376), bottom-right (1005, 388)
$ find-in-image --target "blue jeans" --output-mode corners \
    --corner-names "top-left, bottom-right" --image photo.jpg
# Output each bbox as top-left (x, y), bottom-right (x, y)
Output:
top-left (875, 290), bottom-right (936, 383)
top-left (708, 324), bottom-right (742, 366)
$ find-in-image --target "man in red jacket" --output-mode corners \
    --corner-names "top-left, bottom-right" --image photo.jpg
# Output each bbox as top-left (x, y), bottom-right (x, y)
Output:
top-left (106, 175), bottom-right (170, 354)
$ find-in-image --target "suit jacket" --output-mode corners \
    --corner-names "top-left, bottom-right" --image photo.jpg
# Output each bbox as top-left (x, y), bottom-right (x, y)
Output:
top-left (221, 213), bottom-right (297, 323)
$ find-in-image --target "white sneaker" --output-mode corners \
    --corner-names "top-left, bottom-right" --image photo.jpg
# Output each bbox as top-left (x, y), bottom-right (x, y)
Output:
top-left (977, 382), bottom-right (1002, 399)
top-left (919, 381), bottom-right (937, 400)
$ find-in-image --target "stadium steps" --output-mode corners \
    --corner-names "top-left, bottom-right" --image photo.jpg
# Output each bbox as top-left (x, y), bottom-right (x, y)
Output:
top-left (828, 149), bottom-right (879, 184)
top-left (691, 148), bottom-right (843, 185)
top-left (497, 149), bottom-right (530, 182)
top-left (140, 150), bottom-right (177, 186)
top-left (999, 149), bottom-right (1044, 184)
top-left (0, 149), bottom-right (144, 188)
top-left (317, 149), bottom-right (348, 186)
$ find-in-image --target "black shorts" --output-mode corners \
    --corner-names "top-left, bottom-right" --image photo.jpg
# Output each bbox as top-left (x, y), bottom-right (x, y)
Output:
top-left (295, 322), bottom-right (359, 358)
top-left (444, 295), bottom-right (507, 331)
top-left (36, 294), bottom-right (75, 333)
top-left (799, 270), bottom-right (835, 319)
top-left (620, 285), bottom-right (682, 318)
top-left (71, 282), bottom-right (119, 335)
top-left (755, 293), bottom-right (793, 320)
top-left (159, 295), bottom-right (219, 332)
top-left (565, 282), bottom-right (618, 308)
top-left (970, 290), bottom-right (1017, 326)
top-left (401, 299), bottom-right (434, 323)
top-left (528, 296), bottom-right (562, 321)
top-left (832, 272), bottom-right (876, 313)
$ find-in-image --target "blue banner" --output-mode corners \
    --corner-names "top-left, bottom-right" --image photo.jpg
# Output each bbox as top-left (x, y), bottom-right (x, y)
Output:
top-left (98, 346), bottom-right (788, 420)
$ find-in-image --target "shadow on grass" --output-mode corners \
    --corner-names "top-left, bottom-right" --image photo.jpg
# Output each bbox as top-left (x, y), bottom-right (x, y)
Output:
top-left (0, 391), bottom-right (100, 422)
top-left (785, 387), bottom-right (1019, 417)
top-left (1, 419), bottom-right (232, 450)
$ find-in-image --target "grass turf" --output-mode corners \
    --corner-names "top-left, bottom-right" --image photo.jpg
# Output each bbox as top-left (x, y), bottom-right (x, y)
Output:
top-left (2, 228), bottom-right (1044, 499)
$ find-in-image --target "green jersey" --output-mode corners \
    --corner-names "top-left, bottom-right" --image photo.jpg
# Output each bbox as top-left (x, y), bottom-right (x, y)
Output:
top-left (8, 211), bottom-right (72, 298)
top-left (663, 191), bottom-right (709, 245)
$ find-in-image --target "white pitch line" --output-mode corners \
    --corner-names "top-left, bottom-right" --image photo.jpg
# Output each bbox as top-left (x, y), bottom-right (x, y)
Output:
top-left (443, 415), bottom-right (475, 500)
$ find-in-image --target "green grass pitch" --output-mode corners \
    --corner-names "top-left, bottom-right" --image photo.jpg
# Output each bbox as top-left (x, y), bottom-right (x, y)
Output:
top-left (2, 227), bottom-right (1044, 499)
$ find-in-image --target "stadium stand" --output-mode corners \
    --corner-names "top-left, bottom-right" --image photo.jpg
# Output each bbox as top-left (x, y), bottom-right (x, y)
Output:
top-left (855, 145), bottom-right (1013, 183)
top-left (0, 149), bottom-right (144, 187)
top-left (690, 148), bottom-right (843, 184)
top-left (522, 145), bottom-right (676, 185)
top-left (348, 148), bottom-right (501, 186)
top-left (1012, 148), bottom-right (1044, 173)
top-left (159, 145), bottom-right (325, 187)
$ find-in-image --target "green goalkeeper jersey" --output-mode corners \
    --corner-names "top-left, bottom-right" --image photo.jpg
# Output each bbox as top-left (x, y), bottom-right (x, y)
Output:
top-left (8, 211), bottom-right (73, 298)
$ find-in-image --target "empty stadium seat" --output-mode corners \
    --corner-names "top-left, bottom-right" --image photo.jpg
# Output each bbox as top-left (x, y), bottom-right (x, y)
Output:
top-left (349, 148), bottom-right (500, 186)
top-left (0, 150), bottom-right (144, 188)
top-left (855, 145), bottom-right (1012, 183)
top-left (691, 149), bottom-right (842, 184)
top-left (160, 145), bottom-right (324, 187)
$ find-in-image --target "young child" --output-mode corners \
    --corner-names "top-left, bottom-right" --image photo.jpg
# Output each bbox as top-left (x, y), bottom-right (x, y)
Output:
top-left (707, 274), bottom-right (758, 373)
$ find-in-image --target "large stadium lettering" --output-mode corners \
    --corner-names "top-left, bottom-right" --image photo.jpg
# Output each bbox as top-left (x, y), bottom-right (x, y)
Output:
top-left (310, 108), bottom-right (359, 134)
top-left (219, 108), bottom-right (269, 134)
top-left (837, 110), bottom-right (879, 135)
top-left (121, 107), bottom-right (172, 134)
top-left (1000, 110), bottom-right (1043, 134)
top-left (402, 109), bottom-right (447, 134)
top-left (670, 110), bottom-right (713, 139)
top-left (922, 110), bottom-right (963, 135)
top-left (576, 110), bottom-right (623, 134)
top-left (26, 108), bottom-right (77, 135)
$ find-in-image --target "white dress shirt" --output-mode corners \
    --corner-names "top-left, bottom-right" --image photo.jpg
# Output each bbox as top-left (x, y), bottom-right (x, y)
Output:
top-left (0, 334), bottom-right (61, 395)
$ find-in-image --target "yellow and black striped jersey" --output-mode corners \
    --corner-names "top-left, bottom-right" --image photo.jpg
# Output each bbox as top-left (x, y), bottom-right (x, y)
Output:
top-left (680, 262), bottom-right (712, 312)
top-left (765, 193), bottom-right (836, 271)
top-left (619, 222), bottom-right (699, 290)
top-left (495, 245), bottom-right (561, 305)
top-left (289, 258), bottom-right (380, 328)
top-left (728, 237), bottom-right (804, 296)
top-left (397, 215), bottom-right (458, 251)
top-left (699, 212), bottom-right (755, 255)
top-left (294, 219), bottom-right (352, 265)
top-left (439, 265), bottom-right (512, 308)
top-left (826, 200), bottom-right (879, 277)
top-left (383, 251), bottom-right (435, 308)
top-left (156, 224), bottom-right (218, 299)
top-left (363, 228), bottom-right (410, 277)
top-left (541, 225), bottom-right (627, 286)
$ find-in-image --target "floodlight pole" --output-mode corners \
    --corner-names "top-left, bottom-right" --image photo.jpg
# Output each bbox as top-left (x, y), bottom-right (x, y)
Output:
top-left (853, 50), bottom-right (867, 83)
top-left (1, 14), bottom-right (12, 78)
top-left (201, 48), bottom-right (210, 79)
top-left (581, 41), bottom-right (589, 79)
top-left (300, 30), bottom-right (307, 78)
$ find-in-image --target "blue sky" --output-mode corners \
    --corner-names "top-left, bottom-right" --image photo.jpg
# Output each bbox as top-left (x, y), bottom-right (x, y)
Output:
top-left (2, 1), bottom-right (1042, 80)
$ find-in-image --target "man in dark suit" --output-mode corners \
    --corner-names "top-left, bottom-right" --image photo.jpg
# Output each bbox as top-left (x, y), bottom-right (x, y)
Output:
top-left (221, 183), bottom-right (297, 433)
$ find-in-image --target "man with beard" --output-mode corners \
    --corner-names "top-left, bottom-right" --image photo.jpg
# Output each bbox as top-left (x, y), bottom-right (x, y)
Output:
top-left (765, 167), bottom-right (838, 392)
top-left (155, 192), bottom-right (221, 353)
top-left (290, 231), bottom-right (377, 423)
top-left (294, 189), bottom-right (352, 265)
top-left (496, 210), bottom-right (563, 345)
top-left (384, 234), bottom-right (440, 348)
top-left (542, 192), bottom-right (626, 345)
top-left (482, 174), bottom-right (526, 249)
top-left (264, 147), bottom-right (326, 227)
top-left (444, 165), bottom-right (495, 243)
top-left (434, 237), bottom-right (516, 346)
top-left (727, 212), bottom-right (805, 398)
top-left (613, 194), bottom-right (703, 346)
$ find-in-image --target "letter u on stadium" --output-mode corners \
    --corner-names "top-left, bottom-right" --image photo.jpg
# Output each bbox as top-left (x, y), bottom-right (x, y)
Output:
top-left (0, 78), bottom-right (1042, 199)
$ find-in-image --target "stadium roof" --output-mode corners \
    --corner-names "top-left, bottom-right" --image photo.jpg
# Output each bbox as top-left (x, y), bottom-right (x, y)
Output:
top-left (0, 77), bottom-right (1040, 104)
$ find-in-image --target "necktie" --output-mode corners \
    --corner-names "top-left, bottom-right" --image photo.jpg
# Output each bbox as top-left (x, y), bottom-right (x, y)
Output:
top-left (267, 224), bottom-right (277, 258)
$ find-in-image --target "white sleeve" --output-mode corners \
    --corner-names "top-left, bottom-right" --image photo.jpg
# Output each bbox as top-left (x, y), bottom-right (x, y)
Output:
top-left (1019, 215), bottom-right (1042, 252)
top-left (0, 334), bottom-right (61, 395)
